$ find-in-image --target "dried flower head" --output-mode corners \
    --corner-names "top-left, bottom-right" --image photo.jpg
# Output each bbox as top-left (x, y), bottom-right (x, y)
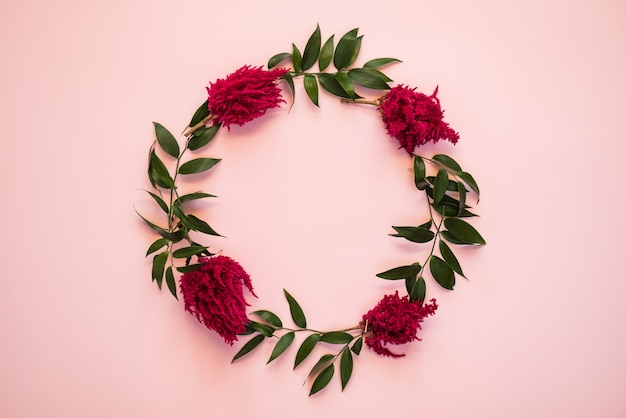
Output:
top-left (179, 255), bottom-right (256, 345)
top-left (361, 291), bottom-right (438, 358)
top-left (378, 85), bottom-right (459, 153)
top-left (207, 65), bottom-right (288, 130)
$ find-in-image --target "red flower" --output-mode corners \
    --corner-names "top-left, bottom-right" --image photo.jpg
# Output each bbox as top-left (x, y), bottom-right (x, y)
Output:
top-left (207, 65), bottom-right (288, 130)
top-left (361, 291), bottom-right (437, 358)
top-left (378, 85), bottom-right (459, 153)
top-left (179, 255), bottom-right (256, 345)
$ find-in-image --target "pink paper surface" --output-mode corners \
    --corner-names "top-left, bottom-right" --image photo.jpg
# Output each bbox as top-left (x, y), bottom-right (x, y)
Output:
top-left (1, 0), bottom-right (625, 417)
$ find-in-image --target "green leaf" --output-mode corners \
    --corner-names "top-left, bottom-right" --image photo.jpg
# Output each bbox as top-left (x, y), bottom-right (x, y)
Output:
top-left (267, 332), bottom-right (295, 364)
top-left (408, 276), bottom-right (426, 303)
top-left (188, 124), bottom-right (220, 151)
top-left (284, 289), bottom-right (306, 328)
top-left (430, 256), bottom-right (455, 290)
top-left (175, 192), bottom-right (216, 205)
top-left (376, 263), bottom-right (422, 280)
top-left (363, 57), bottom-right (402, 68)
top-left (282, 72), bottom-right (295, 106)
top-left (172, 245), bottom-right (207, 258)
top-left (444, 218), bottom-right (486, 245)
top-left (340, 349), bottom-right (353, 391)
top-left (149, 149), bottom-right (175, 189)
top-left (253, 310), bottom-right (283, 327)
top-left (433, 168), bottom-right (449, 206)
top-left (153, 122), bottom-right (180, 158)
top-left (317, 73), bottom-right (349, 98)
top-left (268, 52), bottom-right (291, 69)
top-left (292, 43), bottom-right (302, 73)
top-left (247, 321), bottom-right (275, 337)
top-left (457, 182), bottom-right (467, 216)
top-left (136, 210), bottom-right (184, 242)
top-left (176, 264), bottom-right (202, 273)
top-left (301, 24), bottom-right (321, 71)
top-left (432, 154), bottom-right (462, 172)
top-left (413, 155), bottom-right (428, 190)
top-left (351, 337), bottom-right (363, 355)
top-left (391, 226), bottom-right (435, 243)
top-left (295, 334), bottom-right (320, 369)
top-left (318, 35), bottom-right (334, 71)
top-left (347, 68), bottom-right (390, 90)
top-left (320, 332), bottom-right (353, 344)
top-left (303, 74), bottom-right (319, 107)
top-left (334, 72), bottom-right (360, 99)
top-left (178, 158), bottom-right (221, 175)
top-left (457, 171), bottom-right (480, 197)
top-left (152, 251), bottom-right (168, 288)
top-left (232, 334), bottom-right (265, 362)
top-left (146, 191), bottom-right (168, 213)
top-left (439, 240), bottom-right (465, 277)
top-left (146, 238), bottom-right (169, 256)
top-left (307, 354), bottom-right (334, 379)
top-left (441, 231), bottom-right (465, 245)
top-left (189, 100), bottom-right (210, 127)
top-left (333, 28), bottom-right (361, 70)
top-left (185, 214), bottom-right (221, 236)
top-left (165, 266), bottom-right (177, 299)
top-left (309, 364), bottom-right (335, 396)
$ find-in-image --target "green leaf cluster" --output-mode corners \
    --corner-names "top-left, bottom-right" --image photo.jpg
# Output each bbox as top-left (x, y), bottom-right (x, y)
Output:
top-left (267, 24), bottom-right (401, 106)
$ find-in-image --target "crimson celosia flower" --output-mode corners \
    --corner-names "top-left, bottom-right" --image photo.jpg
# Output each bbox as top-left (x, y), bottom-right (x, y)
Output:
top-left (206, 65), bottom-right (288, 130)
top-left (361, 291), bottom-right (437, 358)
top-left (378, 85), bottom-right (459, 153)
top-left (179, 255), bottom-right (256, 345)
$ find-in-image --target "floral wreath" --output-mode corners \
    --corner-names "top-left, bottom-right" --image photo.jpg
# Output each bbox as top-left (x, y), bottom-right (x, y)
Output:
top-left (138, 25), bottom-right (485, 396)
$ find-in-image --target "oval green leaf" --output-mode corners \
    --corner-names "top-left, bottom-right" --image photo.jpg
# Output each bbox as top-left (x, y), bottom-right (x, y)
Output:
top-left (178, 158), bottom-right (221, 175)
top-left (185, 214), bottom-right (220, 236)
top-left (363, 57), bottom-right (402, 68)
top-left (409, 276), bottom-right (426, 303)
top-left (292, 43), bottom-right (302, 73)
top-left (334, 72), bottom-right (360, 99)
top-left (433, 168), bottom-right (449, 206)
top-left (351, 336), bottom-right (363, 355)
top-left (309, 364), bottom-right (335, 396)
top-left (189, 100), bottom-right (210, 126)
top-left (333, 28), bottom-right (361, 70)
top-left (391, 226), bottom-right (435, 243)
top-left (153, 122), bottom-right (180, 158)
top-left (413, 155), bottom-right (428, 190)
top-left (253, 310), bottom-right (283, 328)
top-left (444, 218), bottom-right (486, 245)
top-left (165, 266), bottom-right (177, 299)
top-left (340, 349), bottom-right (353, 391)
top-left (458, 171), bottom-right (480, 197)
top-left (295, 334), bottom-right (320, 369)
top-left (267, 332), bottom-right (295, 364)
top-left (176, 264), bottom-right (202, 273)
top-left (430, 255), bottom-right (455, 290)
top-left (318, 73), bottom-right (350, 98)
top-left (247, 321), bottom-right (275, 337)
top-left (457, 182), bottom-right (467, 217)
top-left (232, 334), bottom-right (265, 363)
top-left (152, 251), bottom-right (168, 288)
top-left (347, 68), bottom-right (390, 90)
top-left (268, 52), bottom-right (291, 69)
top-left (188, 124), bottom-right (220, 151)
top-left (303, 74), bottom-right (319, 107)
top-left (301, 24), bottom-right (321, 71)
top-left (439, 240), bottom-right (465, 277)
top-left (149, 150), bottom-right (175, 189)
top-left (320, 332), bottom-right (353, 344)
top-left (376, 263), bottom-right (421, 280)
top-left (432, 154), bottom-right (462, 172)
top-left (146, 238), bottom-right (169, 256)
top-left (284, 289), bottom-right (306, 328)
top-left (146, 191), bottom-right (168, 213)
top-left (172, 245), bottom-right (207, 259)
top-left (318, 35), bottom-right (334, 71)
top-left (175, 192), bottom-right (216, 205)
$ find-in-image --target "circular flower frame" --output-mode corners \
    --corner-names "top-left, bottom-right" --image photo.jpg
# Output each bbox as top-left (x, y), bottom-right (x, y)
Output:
top-left (138, 25), bottom-right (485, 396)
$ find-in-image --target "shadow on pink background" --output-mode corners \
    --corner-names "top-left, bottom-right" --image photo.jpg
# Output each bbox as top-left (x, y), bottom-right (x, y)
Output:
top-left (1, 0), bottom-right (625, 417)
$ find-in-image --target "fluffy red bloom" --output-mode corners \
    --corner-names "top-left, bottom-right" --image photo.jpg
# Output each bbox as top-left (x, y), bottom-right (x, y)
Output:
top-left (361, 291), bottom-right (437, 358)
top-left (206, 65), bottom-right (288, 130)
top-left (378, 85), bottom-right (459, 153)
top-left (179, 255), bottom-right (256, 345)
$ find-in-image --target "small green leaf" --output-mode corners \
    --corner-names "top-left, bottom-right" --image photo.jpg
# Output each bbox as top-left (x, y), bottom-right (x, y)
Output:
top-left (268, 52), bottom-right (291, 69)
top-left (376, 263), bottom-right (422, 280)
top-left (149, 149), bottom-right (175, 189)
top-left (232, 334), bottom-right (265, 363)
top-left (347, 68), bottom-right (390, 90)
top-left (253, 310), bottom-right (283, 328)
top-left (189, 100), bottom-right (210, 127)
top-left (320, 332), bottom-right (353, 344)
top-left (413, 155), bottom-right (428, 190)
top-left (433, 168), bottom-right (449, 206)
top-left (146, 191), bottom-right (168, 213)
top-left (340, 349), bottom-right (353, 391)
top-left (432, 154), bottom-right (462, 172)
top-left (391, 226), bottom-right (435, 243)
top-left (146, 238), bottom-right (169, 256)
top-left (152, 251), bottom-right (168, 288)
top-left (444, 218), bottom-right (486, 245)
top-left (172, 245), bottom-right (207, 258)
top-left (165, 266), bottom-right (177, 299)
top-left (334, 72), bottom-right (360, 99)
top-left (295, 334), bottom-right (320, 369)
top-left (430, 256), bottom-right (455, 290)
top-left (457, 182), bottom-right (467, 217)
top-left (333, 28), bottom-right (361, 70)
top-left (363, 57), bottom-right (402, 68)
top-left (318, 73), bottom-right (350, 98)
top-left (176, 264), bottom-right (202, 273)
top-left (247, 321), bottom-right (275, 337)
top-left (351, 337), bottom-right (363, 355)
top-left (303, 74), bottom-right (319, 107)
top-left (308, 354), bottom-right (334, 379)
top-left (458, 171), bottom-right (480, 197)
top-left (309, 364), bottom-right (335, 396)
top-left (408, 276), bottom-right (426, 303)
top-left (282, 72), bottom-right (295, 105)
top-left (178, 158), bottom-right (221, 175)
top-left (267, 332), bottom-right (295, 364)
top-left (318, 35), bottom-right (334, 71)
top-left (441, 231), bottom-right (465, 245)
top-left (185, 214), bottom-right (220, 236)
top-left (292, 43), bottom-right (302, 73)
top-left (175, 192), bottom-right (216, 205)
top-left (284, 289), bottom-right (306, 328)
top-left (301, 24), bottom-right (321, 71)
top-left (188, 124), bottom-right (220, 151)
top-left (439, 240), bottom-right (465, 277)
top-left (153, 122), bottom-right (180, 158)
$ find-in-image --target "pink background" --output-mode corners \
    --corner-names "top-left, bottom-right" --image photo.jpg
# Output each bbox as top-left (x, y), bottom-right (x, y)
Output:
top-left (2, 0), bottom-right (625, 416)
